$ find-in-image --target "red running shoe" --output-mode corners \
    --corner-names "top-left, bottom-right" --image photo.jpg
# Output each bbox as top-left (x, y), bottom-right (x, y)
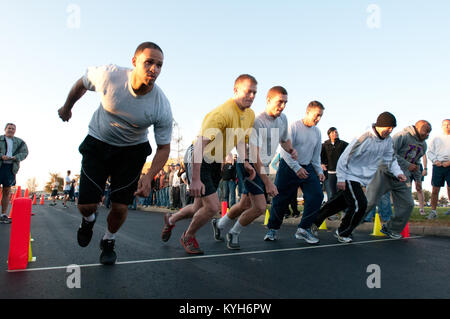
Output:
top-left (180, 231), bottom-right (204, 255)
top-left (161, 212), bottom-right (175, 242)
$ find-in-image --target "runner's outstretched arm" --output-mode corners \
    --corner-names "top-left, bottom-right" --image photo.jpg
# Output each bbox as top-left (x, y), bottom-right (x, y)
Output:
top-left (58, 77), bottom-right (87, 122)
top-left (135, 143), bottom-right (171, 197)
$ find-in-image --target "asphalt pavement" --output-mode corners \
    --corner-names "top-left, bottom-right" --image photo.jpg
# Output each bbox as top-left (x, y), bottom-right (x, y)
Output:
top-left (1, 202), bottom-right (449, 301)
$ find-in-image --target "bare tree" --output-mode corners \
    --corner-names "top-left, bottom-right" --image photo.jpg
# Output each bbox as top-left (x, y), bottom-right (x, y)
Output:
top-left (26, 177), bottom-right (38, 194)
top-left (44, 173), bottom-right (63, 193)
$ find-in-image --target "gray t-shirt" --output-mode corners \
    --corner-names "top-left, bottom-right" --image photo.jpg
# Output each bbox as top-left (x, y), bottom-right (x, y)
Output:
top-left (250, 111), bottom-right (289, 168)
top-left (83, 64), bottom-right (173, 147)
top-left (281, 119), bottom-right (323, 175)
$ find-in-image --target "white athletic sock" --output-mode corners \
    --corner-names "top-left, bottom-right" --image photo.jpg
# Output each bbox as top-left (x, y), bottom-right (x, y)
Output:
top-left (229, 220), bottom-right (245, 235)
top-left (217, 214), bottom-right (234, 230)
top-left (103, 229), bottom-right (116, 240)
top-left (83, 213), bottom-right (96, 222)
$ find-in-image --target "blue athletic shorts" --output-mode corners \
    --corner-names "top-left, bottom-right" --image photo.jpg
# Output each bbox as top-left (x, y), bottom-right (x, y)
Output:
top-left (431, 165), bottom-right (450, 187)
top-left (0, 163), bottom-right (16, 187)
top-left (236, 163), bottom-right (265, 195)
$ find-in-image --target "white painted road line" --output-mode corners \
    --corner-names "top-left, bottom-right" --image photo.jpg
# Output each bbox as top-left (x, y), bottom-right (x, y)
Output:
top-left (6, 236), bottom-right (423, 273)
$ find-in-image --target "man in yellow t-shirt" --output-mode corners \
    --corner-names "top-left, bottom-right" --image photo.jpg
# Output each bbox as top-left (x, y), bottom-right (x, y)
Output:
top-left (161, 74), bottom-right (257, 254)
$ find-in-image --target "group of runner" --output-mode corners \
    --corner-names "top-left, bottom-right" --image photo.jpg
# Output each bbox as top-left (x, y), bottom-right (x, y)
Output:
top-left (48, 41), bottom-right (450, 264)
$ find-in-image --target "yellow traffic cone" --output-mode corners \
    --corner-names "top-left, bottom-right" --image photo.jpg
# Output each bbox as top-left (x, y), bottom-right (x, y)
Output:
top-left (319, 220), bottom-right (327, 230)
top-left (264, 209), bottom-right (270, 225)
top-left (371, 213), bottom-right (386, 236)
top-left (28, 235), bottom-right (36, 262)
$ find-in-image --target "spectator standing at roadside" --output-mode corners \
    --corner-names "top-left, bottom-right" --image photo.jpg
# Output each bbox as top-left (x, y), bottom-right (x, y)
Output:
top-left (0, 123), bottom-right (28, 223)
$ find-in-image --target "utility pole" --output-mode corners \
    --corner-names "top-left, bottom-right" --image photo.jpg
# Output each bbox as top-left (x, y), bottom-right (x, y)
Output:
top-left (171, 119), bottom-right (185, 161)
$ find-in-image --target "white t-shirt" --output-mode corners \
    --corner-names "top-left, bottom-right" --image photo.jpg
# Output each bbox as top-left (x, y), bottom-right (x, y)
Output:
top-left (83, 64), bottom-right (173, 147)
top-left (64, 176), bottom-right (72, 191)
top-left (172, 170), bottom-right (181, 187)
top-left (4, 137), bottom-right (13, 164)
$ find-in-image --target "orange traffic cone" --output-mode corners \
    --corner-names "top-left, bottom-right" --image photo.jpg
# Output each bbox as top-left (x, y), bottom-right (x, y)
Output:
top-left (221, 201), bottom-right (228, 217)
top-left (8, 199), bottom-right (15, 219)
top-left (39, 194), bottom-right (45, 205)
top-left (8, 198), bottom-right (32, 270)
top-left (24, 188), bottom-right (29, 198)
top-left (15, 186), bottom-right (22, 198)
top-left (401, 222), bottom-right (410, 238)
top-left (32, 194), bottom-right (37, 205)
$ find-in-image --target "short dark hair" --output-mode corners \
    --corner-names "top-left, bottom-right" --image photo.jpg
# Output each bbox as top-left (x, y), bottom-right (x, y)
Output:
top-left (327, 127), bottom-right (337, 136)
top-left (134, 42), bottom-right (163, 57)
top-left (267, 86), bottom-right (288, 99)
top-left (234, 74), bottom-right (257, 88)
top-left (4, 123), bottom-right (15, 130)
top-left (306, 101), bottom-right (324, 111)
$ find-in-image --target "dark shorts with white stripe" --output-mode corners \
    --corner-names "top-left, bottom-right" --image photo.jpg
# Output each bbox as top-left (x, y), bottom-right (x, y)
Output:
top-left (78, 135), bottom-right (152, 206)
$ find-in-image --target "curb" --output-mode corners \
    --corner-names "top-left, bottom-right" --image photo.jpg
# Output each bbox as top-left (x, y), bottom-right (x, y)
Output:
top-left (136, 205), bottom-right (450, 237)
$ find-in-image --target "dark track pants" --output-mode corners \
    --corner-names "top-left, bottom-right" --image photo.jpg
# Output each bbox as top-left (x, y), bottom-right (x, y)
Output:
top-left (268, 159), bottom-right (323, 230)
top-left (314, 180), bottom-right (367, 237)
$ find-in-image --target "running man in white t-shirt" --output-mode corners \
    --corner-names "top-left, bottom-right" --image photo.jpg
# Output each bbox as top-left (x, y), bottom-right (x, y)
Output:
top-left (58, 42), bottom-right (173, 265)
top-left (63, 170), bottom-right (72, 208)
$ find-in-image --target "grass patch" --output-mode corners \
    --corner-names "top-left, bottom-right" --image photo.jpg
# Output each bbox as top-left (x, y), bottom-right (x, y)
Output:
top-left (288, 205), bottom-right (450, 226)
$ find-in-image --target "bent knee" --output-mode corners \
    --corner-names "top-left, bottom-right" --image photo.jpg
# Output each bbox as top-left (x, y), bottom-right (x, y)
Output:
top-left (77, 203), bottom-right (98, 216)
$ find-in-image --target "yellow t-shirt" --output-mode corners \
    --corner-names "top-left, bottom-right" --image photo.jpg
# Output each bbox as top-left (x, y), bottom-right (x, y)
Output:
top-left (199, 98), bottom-right (255, 162)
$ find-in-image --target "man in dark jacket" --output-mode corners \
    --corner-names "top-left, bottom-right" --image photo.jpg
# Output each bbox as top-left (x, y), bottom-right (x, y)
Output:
top-left (321, 127), bottom-right (348, 201)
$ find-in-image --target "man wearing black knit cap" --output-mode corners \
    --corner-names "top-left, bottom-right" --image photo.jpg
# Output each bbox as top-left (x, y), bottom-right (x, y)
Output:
top-left (312, 111), bottom-right (406, 243)
top-left (364, 119), bottom-right (432, 238)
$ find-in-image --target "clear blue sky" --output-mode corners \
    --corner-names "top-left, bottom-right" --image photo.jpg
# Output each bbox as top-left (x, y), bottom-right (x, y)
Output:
top-left (1, 0), bottom-right (449, 192)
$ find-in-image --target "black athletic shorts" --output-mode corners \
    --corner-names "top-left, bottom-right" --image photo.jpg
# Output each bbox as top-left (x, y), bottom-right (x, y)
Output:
top-left (200, 160), bottom-right (222, 197)
top-left (0, 164), bottom-right (15, 187)
top-left (78, 135), bottom-right (151, 206)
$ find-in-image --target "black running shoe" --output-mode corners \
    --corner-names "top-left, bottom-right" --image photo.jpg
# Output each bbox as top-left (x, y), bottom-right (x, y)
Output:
top-left (77, 218), bottom-right (96, 247)
top-left (100, 239), bottom-right (117, 265)
top-left (226, 232), bottom-right (240, 250)
top-left (0, 215), bottom-right (11, 224)
top-left (211, 218), bottom-right (223, 241)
